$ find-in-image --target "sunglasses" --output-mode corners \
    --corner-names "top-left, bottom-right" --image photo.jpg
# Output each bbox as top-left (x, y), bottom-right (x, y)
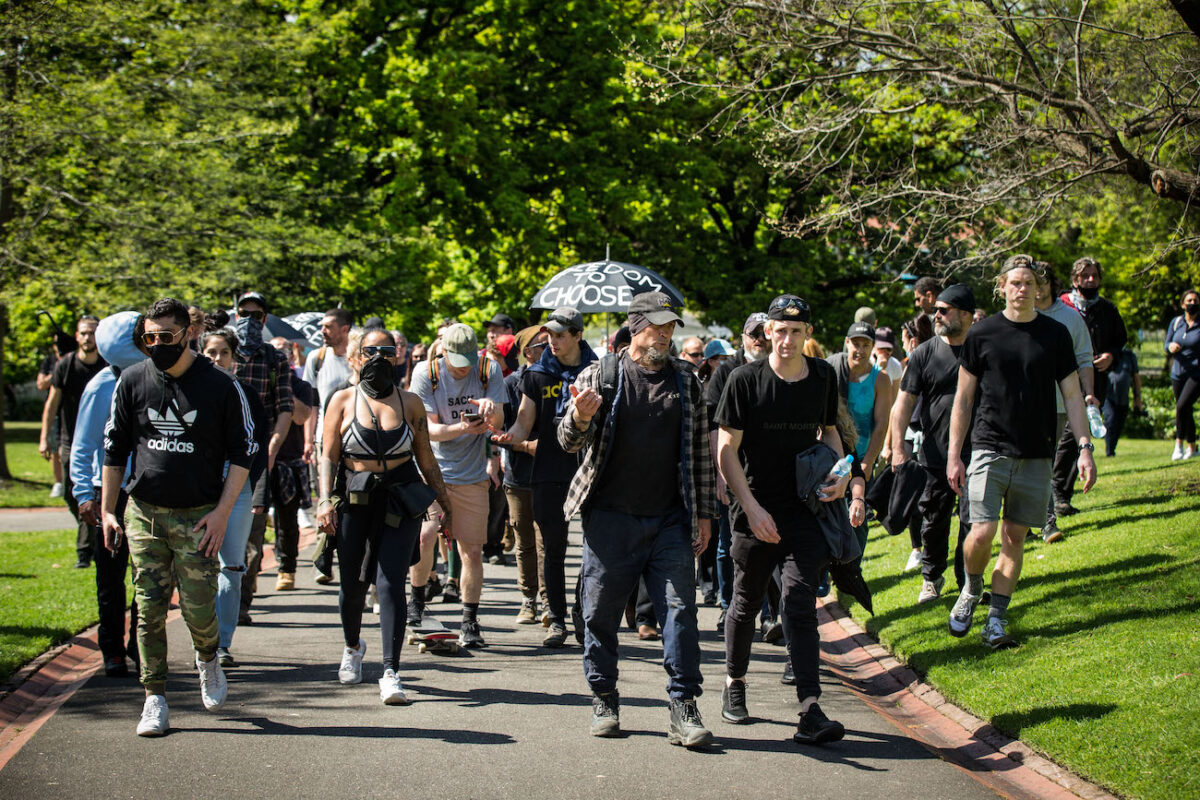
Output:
top-left (933, 306), bottom-right (956, 317)
top-left (140, 328), bottom-right (184, 346)
top-left (769, 296), bottom-right (811, 319)
top-left (237, 308), bottom-right (266, 322)
top-left (362, 345), bottom-right (397, 358)
top-left (683, 351), bottom-right (704, 359)
top-left (747, 328), bottom-right (767, 341)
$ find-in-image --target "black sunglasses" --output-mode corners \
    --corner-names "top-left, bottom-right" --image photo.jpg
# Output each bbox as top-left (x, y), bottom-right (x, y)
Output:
top-left (747, 328), bottom-right (767, 341)
top-left (237, 308), bottom-right (266, 322)
top-left (933, 306), bottom-right (955, 317)
top-left (140, 328), bottom-right (184, 346)
top-left (362, 345), bottom-right (397, 358)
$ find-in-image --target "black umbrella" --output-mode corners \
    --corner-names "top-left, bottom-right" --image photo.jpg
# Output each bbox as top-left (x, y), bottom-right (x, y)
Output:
top-left (282, 311), bottom-right (326, 348)
top-left (530, 257), bottom-right (685, 313)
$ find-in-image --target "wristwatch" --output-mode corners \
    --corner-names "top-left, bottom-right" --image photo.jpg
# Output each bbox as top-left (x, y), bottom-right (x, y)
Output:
top-left (1079, 442), bottom-right (1095, 452)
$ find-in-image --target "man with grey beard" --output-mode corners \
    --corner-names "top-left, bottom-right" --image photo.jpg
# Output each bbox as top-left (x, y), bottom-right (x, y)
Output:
top-left (558, 291), bottom-right (716, 748)
top-left (889, 284), bottom-right (976, 604)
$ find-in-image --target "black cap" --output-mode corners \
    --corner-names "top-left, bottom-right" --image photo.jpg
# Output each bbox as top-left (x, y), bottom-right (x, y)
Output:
top-left (363, 316), bottom-right (386, 330)
top-left (875, 327), bottom-right (896, 348)
top-left (846, 321), bottom-right (875, 341)
top-left (766, 294), bottom-right (811, 322)
top-left (627, 291), bottom-right (683, 326)
top-left (236, 291), bottom-right (268, 313)
top-left (485, 313), bottom-right (515, 330)
top-left (936, 284), bottom-right (976, 313)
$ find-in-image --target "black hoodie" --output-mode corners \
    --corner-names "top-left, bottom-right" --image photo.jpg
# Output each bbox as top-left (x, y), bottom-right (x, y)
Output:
top-left (104, 356), bottom-right (257, 509)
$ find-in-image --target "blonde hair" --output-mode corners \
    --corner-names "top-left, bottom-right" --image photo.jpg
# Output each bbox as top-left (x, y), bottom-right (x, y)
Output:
top-left (802, 337), bottom-right (826, 358)
top-left (993, 254), bottom-right (1048, 300)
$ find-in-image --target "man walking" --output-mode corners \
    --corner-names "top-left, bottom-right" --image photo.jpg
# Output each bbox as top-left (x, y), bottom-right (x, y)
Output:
top-left (557, 291), bottom-right (715, 747)
top-left (40, 315), bottom-right (107, 568)
top-left (715, 294), bottom-right (848, 744)
top-left (269, 336), bottom-right (314, 590)
top-left (890, 285), bottom-right (976, 603)
top-left (946, 258), bottom-right (1097, 649)
top-left (102, 298), bottom-right (258, 735)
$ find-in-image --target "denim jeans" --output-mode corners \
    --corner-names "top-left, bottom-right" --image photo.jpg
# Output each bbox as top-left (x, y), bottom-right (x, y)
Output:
top-left (715, 501), bottom-right (733, 609)
top-left (216, 476), bottom-right (253, 648)
top-left (580, 505), bottom-right (702, 700)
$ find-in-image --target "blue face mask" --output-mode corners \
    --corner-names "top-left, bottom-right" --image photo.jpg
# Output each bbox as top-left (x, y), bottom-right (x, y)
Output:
top-left (234, 315), bottom-right (264, 355)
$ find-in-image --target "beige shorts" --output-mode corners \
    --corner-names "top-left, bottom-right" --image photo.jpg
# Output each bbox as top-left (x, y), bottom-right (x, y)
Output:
top-left (445, 481), bottom-right (490, 546)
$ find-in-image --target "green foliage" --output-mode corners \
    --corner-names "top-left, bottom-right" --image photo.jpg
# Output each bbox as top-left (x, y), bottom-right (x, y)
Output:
top-left (0, 422), bottom-right (63, 507)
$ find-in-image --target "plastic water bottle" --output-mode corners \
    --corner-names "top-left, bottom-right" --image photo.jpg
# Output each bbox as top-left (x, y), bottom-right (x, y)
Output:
top-left (1086, 405), bottom-right (1107, 439)
top-left (829, 454), bottom-right (855, 480)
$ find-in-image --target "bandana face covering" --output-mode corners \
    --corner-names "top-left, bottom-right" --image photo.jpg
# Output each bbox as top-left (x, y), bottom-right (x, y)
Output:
top-left (234, 316), bottom-right (264, 356)
top-left (359, 354), bottom-right (395, 399)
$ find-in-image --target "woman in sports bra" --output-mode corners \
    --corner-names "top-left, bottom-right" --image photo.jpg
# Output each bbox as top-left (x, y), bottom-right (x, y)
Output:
top-left (316, 329), bottom-right (449, 705)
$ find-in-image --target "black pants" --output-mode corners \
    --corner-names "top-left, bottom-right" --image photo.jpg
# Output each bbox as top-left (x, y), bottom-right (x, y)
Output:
top-left (482, 480), bottom-right (507, 559)
top-left (94, 491), bottom-right (138, 662)
top-left (239, 512), bottom-right (269, 615)
top-left (61, 445), bottom-right (96, 563)
top-left (1051, 416), bottom-right (1079, 506)
top-left (531, 481), bottom-right (572, 624)
top-left (918, 465), bottom-right (969, 589)
top-left (1173, 376), bottom-right (1200, 444)
top-left (1103, 400), bottom-right (1129, 457)
top-left (725, 509), bottom-right (828, 701)
top-left (273, 494), bottom-right (302, 574)
top-left (696, 530), bottom-right (717, 600)
top-left (634, 577), bottom-right (657, 628)
top-left (337, 499), bottom-right (421, 672)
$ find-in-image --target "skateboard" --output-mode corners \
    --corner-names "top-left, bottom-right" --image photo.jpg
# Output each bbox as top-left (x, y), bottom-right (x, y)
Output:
top-left (407, 621), bottom-right (461, 655)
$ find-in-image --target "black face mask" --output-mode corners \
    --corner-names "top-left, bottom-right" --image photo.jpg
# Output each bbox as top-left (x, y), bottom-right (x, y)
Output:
top-left (148, 342), bottom-right (186, 372)
top-left (1186, 304), bottom-right (1199, 317)
top-left (359, 355), bottom-right (395, 399)
top-left (1076, 286), bottom-right (1100, 300)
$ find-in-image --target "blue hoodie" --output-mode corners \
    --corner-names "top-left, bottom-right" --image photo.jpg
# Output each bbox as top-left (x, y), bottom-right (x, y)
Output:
top-left (70, 312), bottom-right (146, 504)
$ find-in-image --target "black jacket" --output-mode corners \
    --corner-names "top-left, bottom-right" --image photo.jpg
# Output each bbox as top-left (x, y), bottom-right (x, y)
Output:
top-left (104, 356), bottom-right (258, 509)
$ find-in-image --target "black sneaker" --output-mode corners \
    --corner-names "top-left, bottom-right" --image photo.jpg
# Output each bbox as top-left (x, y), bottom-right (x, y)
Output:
top-left (793, 702), bottom-right (845, 745)
top-left (1054, 501), bottom-right (1080, 517)
top-left (591, 691), bottom-right (620, 737)
top-left (442, 581), bottom-right (461, 604)
top-left (721, 681), bottom-right (749, 724)
top-left (425, 574), bottom-right (444, 601)
top-left (716, 607), bottom-right (727, 639)
top-left (781, 660), bottom-right (795, 686)
top-left (667, 698), bottom-right (713, 747)
top-left (103, 656), bottom-right (128, 677)
top-left (406, 598), bottom-right (424, 627)
top-left (543, 621), bottom-right (568, 648)
top-left (458, 619), bottom-right (486, 648)
top-left (761, 618), bottom-right (783, 644)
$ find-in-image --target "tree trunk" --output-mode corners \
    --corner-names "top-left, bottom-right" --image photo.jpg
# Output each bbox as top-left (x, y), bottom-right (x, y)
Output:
top-left (1168, 0), bottom-right (1200, 40)
top-left (0, 302), bottom-right (12, 481)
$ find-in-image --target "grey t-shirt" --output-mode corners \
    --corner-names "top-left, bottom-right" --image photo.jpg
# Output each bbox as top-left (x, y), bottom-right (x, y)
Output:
top-left (1038, 300), bottom-right (1093, 413)
top-left (411, 356), bottom-right (506, 485)
top-left (302, 348), bottom-right (352, 442)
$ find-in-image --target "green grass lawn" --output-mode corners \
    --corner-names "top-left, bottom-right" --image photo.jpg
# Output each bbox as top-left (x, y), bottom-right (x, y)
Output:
top-left (0, 528), bottom-right (117, 684)
top-left (0, 421), bottom-right (67, 508)
top-left (846, 437), bottom-right (1199, 800)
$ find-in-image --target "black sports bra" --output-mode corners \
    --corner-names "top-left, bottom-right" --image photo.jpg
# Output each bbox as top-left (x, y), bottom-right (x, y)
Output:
top-left (340, 388), bottom-right (413, 463)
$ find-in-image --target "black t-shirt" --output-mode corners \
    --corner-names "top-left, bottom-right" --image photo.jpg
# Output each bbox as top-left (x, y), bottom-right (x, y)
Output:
top-left (900, 337), bottom-right (967, 468)
top-left (519, 367), bottom-right (583, 484)
top-left (51, 353), bottom-right (107, 447)
top-left (960, 313), bottom-right (1076, 458)
top-left (591, 357), bottom-right (682, 515)
top-left (276, 373), bottom-right (312, 462)
top-left (714, 357), bottom-right (838, 530)
top-left (704, 350), bottom-right (747, 432)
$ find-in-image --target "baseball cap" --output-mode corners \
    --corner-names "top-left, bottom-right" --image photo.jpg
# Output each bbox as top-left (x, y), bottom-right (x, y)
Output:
top-left (627, 291), bottom-right (683, 326)
top-left (875, 327), bottom-right (896, 348)
top-left (541, 307), bottom-right (584, 334)
top-left (854, 306), bottom-right (877, 325)
top-left (742, 312), bottom-right (768, 334)
top-left (766, 294), bottom-right (811, 322)
top-left (936, 284), bottom-right (976, 313)
top-left (846, 321), bottom-right (875, 341)
top-left (484, 313), bottom-right (515, 330)
top-left (236, 291), bottom-right (268, 313)
top-left (704, 339), bottom-right (736, 359)
top-left (442, 323), bottom-right (479, 368)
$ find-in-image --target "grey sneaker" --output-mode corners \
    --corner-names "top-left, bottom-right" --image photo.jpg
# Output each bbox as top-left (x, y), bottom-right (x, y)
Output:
top-left (338, 639), bottom-right (367, 684)
top-left (516, 597), bottom-right (538, 624)
top-left (216, 647), bottom-right (237, 668)
top-left (948, 589), bottom-right (983, 638)
top-left (981, 616), bottom-right (1016, 649)
top-left (195, 653), bottom-right (227, 712)
top-left (136, 694), bottom-right (169, 737)
top-left (667, 698), bottom-right (713, 747)
top-left (917, 576), bottom-right (945, 605)
top-left (543, 621), bottom-right (568, 648)
top-left (591, 691), bottom-right (620, 737)
top-left (458, 619), bottom-right (486, 648)
top-left (721, 681), bottom-right (749, 724)
top-left (1042, 523), bottom-right (1064, 544)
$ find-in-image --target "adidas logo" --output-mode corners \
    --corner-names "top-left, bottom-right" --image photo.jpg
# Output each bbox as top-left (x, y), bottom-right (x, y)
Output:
top-left (147, 407), bottom-right (196, 438)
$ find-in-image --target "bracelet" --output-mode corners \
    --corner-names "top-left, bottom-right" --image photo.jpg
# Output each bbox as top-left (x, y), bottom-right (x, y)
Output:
top-left (851, 497), bottom-right (865, 504)
top-left (317, 498), bottom-right (332, 509)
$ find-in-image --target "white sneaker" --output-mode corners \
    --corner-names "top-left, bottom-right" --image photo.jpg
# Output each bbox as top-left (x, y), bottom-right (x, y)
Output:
top-left (1186, 448), bottom-right (1198, 460)
top-left (366, 585), bottom-right (378, 613)
top-left (338, 639), bottom-right (366, 684)
top-left (49, 482), bottom-right (64, 499)
top-left (195, 653), bottom-right (227, 712)
top-left (917, 576), bottom-right (945, 604)
top-left (981, 616), bottom-right (1015, 649)
top-left (297, 507), bottom-right (315, 530)
top-left (948, 589), bottom-right (983, 637)
top-left (136, 694), bottom-right (169, 736)
top-left (1172, 443), bottom-right (1184, 461)
top-left (904, 549), bottom-right (923, 573)
top-left (378, 668), bottom-right (409, 705)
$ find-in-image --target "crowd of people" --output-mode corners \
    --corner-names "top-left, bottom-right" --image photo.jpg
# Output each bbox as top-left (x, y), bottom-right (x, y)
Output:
top-left (32, 254), bottom-right (1190, 744)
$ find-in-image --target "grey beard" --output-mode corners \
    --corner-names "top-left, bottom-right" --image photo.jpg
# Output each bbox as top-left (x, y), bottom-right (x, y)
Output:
top-left (745, 347), bottom-right (768, 362)
top-left (935, 319), bottom-right (960, 337)
top-left (636, 347), bottom-right (670, 369)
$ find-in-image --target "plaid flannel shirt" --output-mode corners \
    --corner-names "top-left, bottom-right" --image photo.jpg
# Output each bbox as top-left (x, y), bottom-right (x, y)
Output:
top-left (234, 344), bottom-right (294, 427)
top-left (557, 354), bottom-right (717, 537)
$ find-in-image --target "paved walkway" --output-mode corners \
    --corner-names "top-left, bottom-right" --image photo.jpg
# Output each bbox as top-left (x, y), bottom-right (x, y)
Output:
top-left (0, 507), bottom-right (75, 533)
top-left (0, 521), bottom-right (1105, 800)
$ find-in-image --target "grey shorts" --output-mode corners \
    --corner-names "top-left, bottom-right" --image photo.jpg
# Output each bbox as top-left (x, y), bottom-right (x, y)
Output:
top-left (966, 450), bottom-right (1051, 529)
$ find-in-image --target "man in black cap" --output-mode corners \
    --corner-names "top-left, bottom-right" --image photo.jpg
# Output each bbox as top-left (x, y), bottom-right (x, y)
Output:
top-left (557, 291), bottom-right (715, 747)
top-left (484, 313), bottom-right (516, 374)
top-left (714, 294), bottom-right (849, 744)
top-left (890, 284), bottom-right (977, 604)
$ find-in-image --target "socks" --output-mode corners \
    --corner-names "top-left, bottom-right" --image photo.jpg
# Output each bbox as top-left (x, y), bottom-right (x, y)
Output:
top-left (463, 602), bottom-right (479, 623)
top-left (988, 592), bottom-right (1011, 619)
top-left (966, 572), bottom-right (984, 596)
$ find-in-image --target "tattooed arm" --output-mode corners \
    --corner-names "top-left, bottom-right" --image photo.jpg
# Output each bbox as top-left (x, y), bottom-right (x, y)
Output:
top-left (317, 388), bottom-right (349, 534)
top-left (406, 391), bottom-right (453, 536)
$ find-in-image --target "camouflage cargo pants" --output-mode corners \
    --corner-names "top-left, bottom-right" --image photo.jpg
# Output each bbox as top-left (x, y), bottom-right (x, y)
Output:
top-left (126, 499), bottom-right (219, 695)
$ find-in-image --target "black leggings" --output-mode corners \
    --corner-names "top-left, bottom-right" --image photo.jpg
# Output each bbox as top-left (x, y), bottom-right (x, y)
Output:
top-left (1173, 377), bottom-right (1200, 444)
top-left (337, 499), bottom-right (420, 672)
